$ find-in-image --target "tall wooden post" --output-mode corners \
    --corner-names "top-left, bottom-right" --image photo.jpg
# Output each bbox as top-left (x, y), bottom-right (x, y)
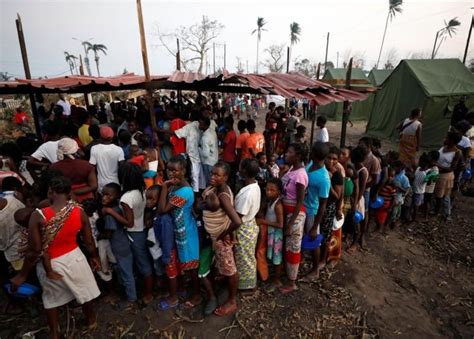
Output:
top-left (316, 62), bottom-right (321, 80)
top-left (213, 42), bottom-right (216, 74)
top-left (310, 105), bottom-right (317, 145)
top-left (340, 57), bottom-right (353, 148)
top-left (15, 14), bottom-right (41, 139)
top-left (79, 55), bottom-right (91, 107)
top-left (136, 0), bottom-right (158, 133)
top-left (324, 32), bottom-right (330, 72)
top-left (463, 15), bottom-right (473, 64)
top-left (176, 38), bottom-right (183, 115)
top-left (223, 44), bottom-right (227, 70)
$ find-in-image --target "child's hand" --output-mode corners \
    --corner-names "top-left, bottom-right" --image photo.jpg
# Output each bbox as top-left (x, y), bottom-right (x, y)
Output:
top-left (89, 256), bottom-right (101, 272)
top-left (101, 207), bottom-right (112, 216)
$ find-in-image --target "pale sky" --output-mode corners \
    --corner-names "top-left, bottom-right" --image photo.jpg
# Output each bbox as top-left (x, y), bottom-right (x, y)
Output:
top-left (0, 0), bottom-right (473, 78)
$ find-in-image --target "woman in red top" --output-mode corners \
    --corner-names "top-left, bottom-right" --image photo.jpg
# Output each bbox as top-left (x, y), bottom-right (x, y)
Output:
top-left (11, 177), bottom-right (101, 339)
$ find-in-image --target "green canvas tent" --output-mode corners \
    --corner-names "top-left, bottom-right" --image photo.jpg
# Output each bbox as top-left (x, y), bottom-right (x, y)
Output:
top-left (319, 68), bottom-right (375, 120)
top-left (366, 59), bottom-right (474, 148)
top-left (368, 69), bottom-right (392, 86)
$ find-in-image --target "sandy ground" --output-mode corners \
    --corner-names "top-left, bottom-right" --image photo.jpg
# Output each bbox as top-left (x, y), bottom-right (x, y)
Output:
top-left (1, 116), bottom-right (473, 338)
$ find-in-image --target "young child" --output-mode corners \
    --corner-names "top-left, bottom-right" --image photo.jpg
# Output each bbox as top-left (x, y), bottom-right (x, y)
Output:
top-left (424, 151), bottom-right (440, 218)
top-left (101, 183), bottom-right (137, 309)
top-left (145, 186), bottom-right (162, 265)
top-left (83, 199), bottom-right (116, 283)
top-left (257, 178), bottom-right (284, 290)
top-left (268, 154), bottom-right (280, 179)
top-left (375, 168), bottom-right (397, 234)
top-left (256, 152), bottom-right (270, 188)
top-left (391, 160), bottom-right (411, 228)
top-left (128, 144), bottom-right (148, 171)
top-left (411, 154), bottom-right (429, 222)
top-left (315, 116), bottom-right (329, 143)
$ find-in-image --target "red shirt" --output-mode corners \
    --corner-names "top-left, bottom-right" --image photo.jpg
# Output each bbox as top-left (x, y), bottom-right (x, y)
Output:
top-left (170, 118), bottom-right (187, 154)
top-left (236, 131), bottom-right (250, 159)
top-left (223, 130), bottom-right (237, 162)
top-left (14, 112), bottom-right (28, 125)
top-left (129, 155), bottom-right (146, 167)
top-left (43, 206), bottom-right (82, 259)
top-left (245, 132), bottom-right (265, 158)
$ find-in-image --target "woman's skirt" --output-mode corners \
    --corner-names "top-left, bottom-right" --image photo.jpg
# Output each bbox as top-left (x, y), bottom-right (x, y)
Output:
top-left (234, 219), bottom-right (259, 290)
top-left (399, 134), bottom-right (418, 167)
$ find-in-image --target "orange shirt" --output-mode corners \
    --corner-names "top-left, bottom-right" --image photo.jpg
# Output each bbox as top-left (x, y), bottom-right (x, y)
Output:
top-left (236, 131), bottom-right (250, 159)
top-left (245, 132), bottom-right (265, 158)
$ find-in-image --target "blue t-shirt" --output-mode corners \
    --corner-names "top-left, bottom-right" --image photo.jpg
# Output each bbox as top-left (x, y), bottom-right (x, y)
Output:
top-left (104, 205), bottom-right (132, 258)
top-left (394, 170), bottom-right (411, 204)
top-left (304, 161), bottom-right (331, 216)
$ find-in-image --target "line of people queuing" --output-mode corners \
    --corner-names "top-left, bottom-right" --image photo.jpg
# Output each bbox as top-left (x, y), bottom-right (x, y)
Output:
top-left (0, 94), bottom-right (472, 338)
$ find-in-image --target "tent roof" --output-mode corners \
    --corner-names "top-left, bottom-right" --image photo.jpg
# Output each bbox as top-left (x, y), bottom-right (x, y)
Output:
top-left (393, 59), bottom-right (474, 97)
top-left (368, 69), bottom-right (392, 86)
top-left (0, 71), bottom-right (367, 105)
top-left (323, 68), bottom-right (368, 81)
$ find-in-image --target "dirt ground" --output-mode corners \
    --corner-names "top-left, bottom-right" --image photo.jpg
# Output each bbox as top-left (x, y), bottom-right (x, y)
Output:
top-left (1, 119), bottom-right (473, 338)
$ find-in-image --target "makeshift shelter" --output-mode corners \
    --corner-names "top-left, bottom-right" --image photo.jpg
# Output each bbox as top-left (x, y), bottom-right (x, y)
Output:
top-left (318, 68), bottom-right (375, 120)
top-left (368, 69), bottom-right (392, 87)
top-left (366, 59), bottom-right (474, 148)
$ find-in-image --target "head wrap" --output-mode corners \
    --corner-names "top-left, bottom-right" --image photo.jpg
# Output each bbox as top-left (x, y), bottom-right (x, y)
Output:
top-left (100, 126), bottom-right (114, 140)
top-left (57, 138), bottom-right (79, 161)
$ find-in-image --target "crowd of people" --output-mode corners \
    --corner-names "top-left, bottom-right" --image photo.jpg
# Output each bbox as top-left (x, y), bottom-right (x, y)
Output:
top-left (0, 91), bottom-right (472, 338)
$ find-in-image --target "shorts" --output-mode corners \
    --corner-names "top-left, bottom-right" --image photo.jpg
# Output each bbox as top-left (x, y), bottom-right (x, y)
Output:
top-left (37, 247), bottom-right (100, 309)
top-left (434, 172), bottom-right (454, 198)
top-left (363, 191), bottom-right (370, 211)
top-left (304, 213), bottom-right (318, 234)
top-left (413, 193), bottom-right (424, 207)
top-left (96, 239), bottom-right (116, 282)
top-left (214, 239), bottom-right (237, 276)
top-left (128, 231), bottom-right (153, 277)
top-left (198, 246), bottom-right (213, 278)
top-left (191, 161), bottom-right (201, 193)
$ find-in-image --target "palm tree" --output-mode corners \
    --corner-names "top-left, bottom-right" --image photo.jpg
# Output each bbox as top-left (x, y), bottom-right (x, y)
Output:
top-left (0, 72), bottom-right (12, 81)
top-left (81, 41), bottom-right (93, 76)
top-left (252, 17), bottom-right (267, 74)
top-left (431, 17), bottom-right (461, 59)
top-left (289, 22), bottom-right (301, 71)
top-left (86, 43), bottom-right (108, 76)
top-left (64, 51), bottom-right (78, 75)
top-left (376, 0), bottom-right (403, 69)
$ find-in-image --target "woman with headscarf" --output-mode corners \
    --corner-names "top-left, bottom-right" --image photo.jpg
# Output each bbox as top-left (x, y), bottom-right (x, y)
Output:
top-left (51, 138), bottom-right (98, 202)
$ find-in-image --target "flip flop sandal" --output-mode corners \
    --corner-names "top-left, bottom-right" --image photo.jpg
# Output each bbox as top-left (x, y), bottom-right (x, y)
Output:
top-left (204, 297), bottom-right (218, 316)
top-left (158, 298), bottom-right (179, 310)
top-left (279, 285), bottom-right (299, 294)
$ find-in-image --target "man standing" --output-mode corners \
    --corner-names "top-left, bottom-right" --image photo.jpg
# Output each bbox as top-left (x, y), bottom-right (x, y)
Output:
top-left (90, 127), bottom-right (125, 192)
top-left (198, 116), bottom-right (219, 187)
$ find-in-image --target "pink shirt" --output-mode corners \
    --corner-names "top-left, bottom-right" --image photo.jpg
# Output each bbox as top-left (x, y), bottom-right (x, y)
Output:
top-left (281, 167), bottom-right (308, 201)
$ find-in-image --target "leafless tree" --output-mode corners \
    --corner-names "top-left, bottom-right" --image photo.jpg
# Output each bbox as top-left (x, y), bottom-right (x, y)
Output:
top-left (264, 44), bottom-right (285, 72)
top-left (384, 47), bottom-right (399, 69)
top-left (154, 16), bottom-right (224, 73)
top-left (294, 58), bottom-right (318, 78)
top-left (342, 49), bottom-right (366, 69)
top-left (406, 50), bottom-right (432, 59)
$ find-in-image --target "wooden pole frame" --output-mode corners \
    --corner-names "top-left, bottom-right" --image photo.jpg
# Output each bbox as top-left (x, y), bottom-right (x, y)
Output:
top-left (463, 15), bottom-right (473, 64)
top-left (15, 13), bottom-right (41, 139)
top-left (136, 0), bottom-right (158, 134)
top-left (340, 57), bottom-right (353, 148)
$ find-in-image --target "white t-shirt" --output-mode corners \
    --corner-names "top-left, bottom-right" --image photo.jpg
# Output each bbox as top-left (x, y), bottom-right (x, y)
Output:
top-left (31, 141), bottom-right (59, 164)
top-left (400, 118), bottom-right (421, 136)
top-left (315, 127), bottom-right (329, 143)
top-left (413, 168), bottom-right (427, 194)
top-left (199, 121), bottom-right (219, 166)
top-left (458, 136), bottom-right (471, 149)
top-left (235, 182), bottom-right (261, 223)
top-left (56, 99), bottom-right (71, 116)
top-left (175, 121), bottom-right (202, 163)
top-left (0, 195), bottom-right (25, 263)
top-left (120, 189), bottom-right (146, 232)
top-left (89, 143), bottom-right (125, 192)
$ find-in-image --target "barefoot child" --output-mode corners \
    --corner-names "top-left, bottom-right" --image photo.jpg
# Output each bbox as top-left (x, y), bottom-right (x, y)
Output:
top-left (375, 168), bottom-right (397, 234)
top-left (257, 178), bottom-right (284, 290)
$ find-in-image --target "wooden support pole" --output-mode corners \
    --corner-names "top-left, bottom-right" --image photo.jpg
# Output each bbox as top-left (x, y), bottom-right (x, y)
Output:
top-left (136, 0), bottom-right (158, 134)
top-left (79, 55), bottom-right (91, 107)
top-left (15, 13), bottom-right (41, 139)
top-left (224, 43), bottom-right (227, 70)
top-left (340, 57), bottom-right (353, 148)
top-left (316, 62), bottom-right (321, 80)
top-left (176, 38), bottom-right (183, 115)
top-left (324, 32), bottom-right (330, 72)
top-left (463, 15), bottom-right (473, 64)
top-left (213, 42), bottom-right (216, 74)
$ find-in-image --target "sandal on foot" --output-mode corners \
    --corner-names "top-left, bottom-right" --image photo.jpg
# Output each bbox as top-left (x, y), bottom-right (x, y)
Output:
top-left (279, 285), bottom-right (298, 294)
top-left (214, 303), bottom-right (237, 317)
top-left (204, 297), bottom-right (218, 316)
top-left (158, 298), bottom-right (179, 310)
top-left (183, 298), bottom-right (202, 309)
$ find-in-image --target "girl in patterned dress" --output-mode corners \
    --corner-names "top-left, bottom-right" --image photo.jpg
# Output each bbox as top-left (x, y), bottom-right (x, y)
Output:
top-left (158, 155), bottom-right (201, 309)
